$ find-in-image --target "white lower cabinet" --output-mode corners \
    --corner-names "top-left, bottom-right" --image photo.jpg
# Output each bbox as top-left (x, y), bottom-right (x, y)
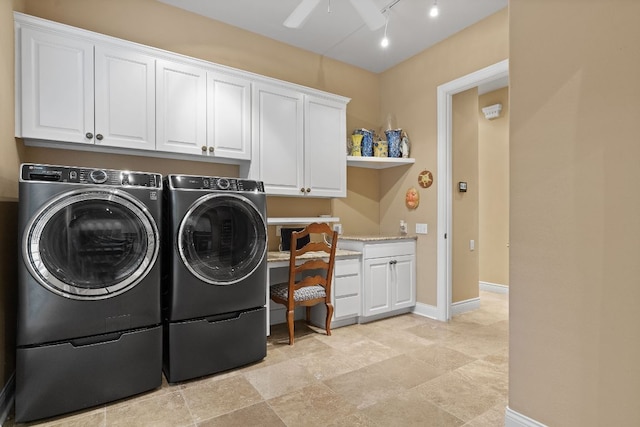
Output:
top-left (340, 239), bottom-right (416, 321)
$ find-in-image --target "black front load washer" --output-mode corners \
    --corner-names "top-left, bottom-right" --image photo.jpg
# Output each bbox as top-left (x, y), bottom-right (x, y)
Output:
top-left (162, 174), bottom-right (267, 382)
top-left (16, 163), bottom-right (163, 422)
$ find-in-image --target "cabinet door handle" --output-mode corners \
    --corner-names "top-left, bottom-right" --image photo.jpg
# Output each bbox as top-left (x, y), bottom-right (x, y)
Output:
top-left (300, 188), bottom-right (305, 193)
top-left (85, 132), bottom-right (93, 139)
top-left (306, 188), bottom-right (311, 193)
top-left (96, 134), bottom-right (103, 141)
top-left (389, 260), bottom-right (397, 265)
top-left (208, 146), bottom-right (214, 153)
top-left (201, 146), bottom-right (207, 152)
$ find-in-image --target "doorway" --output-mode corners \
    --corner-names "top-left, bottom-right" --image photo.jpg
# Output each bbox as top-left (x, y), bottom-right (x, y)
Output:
top-left (435, 59), bottom-right (509, 321)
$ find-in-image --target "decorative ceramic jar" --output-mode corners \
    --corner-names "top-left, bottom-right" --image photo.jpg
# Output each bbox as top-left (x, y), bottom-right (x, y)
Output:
top-left (374, 139), bottom-right (388, 157)
top-left (385, 129), bottom-right (402, 158)
top-left (350, 134), bottom-right (363, 156)
top-left (354, 129), bottom-right (374, 157)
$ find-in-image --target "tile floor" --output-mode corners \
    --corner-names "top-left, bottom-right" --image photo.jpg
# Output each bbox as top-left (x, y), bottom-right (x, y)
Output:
top-left (8, 291), bottom-right (508, 426)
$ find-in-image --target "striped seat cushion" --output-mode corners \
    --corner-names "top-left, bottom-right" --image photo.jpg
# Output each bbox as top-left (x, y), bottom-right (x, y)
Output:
top-left (270, 282), bottom-right (326, 302)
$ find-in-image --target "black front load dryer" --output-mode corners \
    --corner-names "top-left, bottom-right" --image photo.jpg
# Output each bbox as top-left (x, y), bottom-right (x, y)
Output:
top-left (162, 174), bottom-right (267, 383)
top-left (16, 163), bottom-right (163, 423)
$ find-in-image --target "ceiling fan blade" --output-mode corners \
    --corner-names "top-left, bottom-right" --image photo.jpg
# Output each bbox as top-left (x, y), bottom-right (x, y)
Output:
top-left (284, 0), bottom-right (322, 28)
top-left (349, 0), bottom-right (386, 31)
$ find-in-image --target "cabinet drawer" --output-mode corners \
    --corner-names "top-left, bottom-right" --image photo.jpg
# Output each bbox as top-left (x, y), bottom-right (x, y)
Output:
top-left (334, 258), bottom-right (360, 276)
top-left (365, 241), bottom-right (415, 259)
top-left (335, 295), bottom-right (359, 318)
top-left (334, 274), bottom-right (359, 297)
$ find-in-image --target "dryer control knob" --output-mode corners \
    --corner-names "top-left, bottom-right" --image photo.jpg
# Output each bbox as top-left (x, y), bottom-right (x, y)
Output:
top-left (89, 169), bottom-right (108, 184)
top-left (217, 178), bottom-right (230, 190)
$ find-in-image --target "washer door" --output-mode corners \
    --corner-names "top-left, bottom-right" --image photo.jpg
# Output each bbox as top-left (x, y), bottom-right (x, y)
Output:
top-left (23, 188), bottom-right (159, 300)
top-left (178, 193), bottom-right (267, 285)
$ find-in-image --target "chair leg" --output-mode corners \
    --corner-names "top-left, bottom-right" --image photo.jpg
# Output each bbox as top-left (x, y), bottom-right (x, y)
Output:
top-left (325, 303), bottom-right (333, 336)
top-left (286, 309), bottom-right (295, 345)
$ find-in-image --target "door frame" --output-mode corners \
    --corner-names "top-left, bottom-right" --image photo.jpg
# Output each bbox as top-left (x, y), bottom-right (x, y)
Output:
top-left (436, 59), bottom-right (509, 321)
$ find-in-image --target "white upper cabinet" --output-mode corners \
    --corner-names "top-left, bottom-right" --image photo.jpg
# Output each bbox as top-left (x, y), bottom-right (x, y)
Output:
top-left (20, 27), bottom-right (94, 144)
top-left (207, 72), bottom-right (252, 160)
top-left (253, 82), bottom-right (305, 196)
top-left (19, 27), bottom-right (156, 150)
top-left (155, 59), bottom-right (207, 155)
top-left (251, 83), bottom-right (348, 197)
top-left (94, 46), bottom-right (156, 150)
top-left (304, 95), bottom-right (347, 198)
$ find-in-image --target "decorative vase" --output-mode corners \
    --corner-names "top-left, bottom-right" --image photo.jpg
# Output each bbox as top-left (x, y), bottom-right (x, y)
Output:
top-left (354, 129), bottom-right (374, 157)
top-left (385, 129), bottom-right (402, 158)
top-left (350, 134), bottom-right (363, 156)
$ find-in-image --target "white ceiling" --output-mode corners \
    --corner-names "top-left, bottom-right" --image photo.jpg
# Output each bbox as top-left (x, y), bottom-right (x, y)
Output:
top-left (157, 0), bottom-right (508, 73)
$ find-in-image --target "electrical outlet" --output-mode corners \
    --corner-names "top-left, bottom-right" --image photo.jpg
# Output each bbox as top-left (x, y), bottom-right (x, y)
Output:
top-left (399, 220), bottom-right (408, 234)
top-left (416, 223), bottom-right (428, 234)
top-left (276, 225), bottom-right (282, 237)
top-left (333, 223), bottom-right (343, 234)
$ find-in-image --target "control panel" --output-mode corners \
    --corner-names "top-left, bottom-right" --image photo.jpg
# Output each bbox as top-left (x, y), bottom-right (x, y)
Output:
top-left (169, 175), bottom-right (265, 193)
top-left (21, 164), bottom-right (162, 189)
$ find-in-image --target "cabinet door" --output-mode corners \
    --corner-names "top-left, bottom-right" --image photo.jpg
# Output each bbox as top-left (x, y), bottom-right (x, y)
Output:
top-left (207, 71), bottom-right (251, 160)
top-left (304, 95), bottom-right (347, 197)
top-left (156, 60), bottom-right (206, 155)
top-left (363, 257), bottom-right (392, 317)
top-left (94, 45), bottom-right (155, 150)
top-left (391, 254), bottom-right (416, 309)
top-left (253, 83), bottom-right (304, 196)
top-left (20, 27), bottom-right (94, 144)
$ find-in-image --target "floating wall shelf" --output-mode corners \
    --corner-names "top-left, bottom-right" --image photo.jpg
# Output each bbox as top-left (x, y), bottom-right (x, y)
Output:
top-left (346, 156), bottom-right (415, 169)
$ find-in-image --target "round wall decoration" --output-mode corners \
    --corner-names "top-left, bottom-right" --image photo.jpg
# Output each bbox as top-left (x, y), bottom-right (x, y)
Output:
top-left (405, 187), bottom-right (420, 210)
top-left (418, 170), bottom-right (433, 189)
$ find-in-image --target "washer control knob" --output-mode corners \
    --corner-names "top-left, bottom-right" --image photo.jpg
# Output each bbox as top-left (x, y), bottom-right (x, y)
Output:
top-left (89, 169), bottom-right (108, 184)
top-left (217, 178), bottom-right (230, 190)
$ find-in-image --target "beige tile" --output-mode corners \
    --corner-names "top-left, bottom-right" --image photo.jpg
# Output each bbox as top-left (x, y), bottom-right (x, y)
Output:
top-left (292, 346), bottom-right (361, 380)
top-left (197, 402), bottom-right (284, 427)
top-left (408, 344), bottom-right (476, 371)
top-left (441, 332), bottom-right (508, 359)
top-left (368, 313), bottom-right (432, 330)
top-left (405, 321), bottom-right (467, 341)
top-left (326, 337), bottom-right (400, 370)
top-left (452, 308), bottom-right (508, 326)
top-left (268, 383), bottom-right (357, 426)
top-left (325, 412), bottom-right (378, 427)
top-left (416, 371), bottom-right (504, 422)
top-left (463, 403), bottom-right (506, 427)
top-left (105, 391), bottom-right (192, 427)
top-left (362, 354), bottom-right (445, 389)
top-left (361, 391), bottom-right (465, 427)
top-left (180, 375), bottom-right (262, 422)
top-left (358, 327), bottom-right (436, 353)
top-left (243, 359), bottom-right (318, 400)
top-left (455, 359), bottom-right (509, 396)
top-left (324, 366), bottom-right (406, 409)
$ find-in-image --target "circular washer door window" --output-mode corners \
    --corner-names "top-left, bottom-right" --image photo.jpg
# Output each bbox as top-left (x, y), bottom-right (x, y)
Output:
top-left (23, 188), bottom-right (159, 300)
top-left (178, 193), bottom-right (267, 285)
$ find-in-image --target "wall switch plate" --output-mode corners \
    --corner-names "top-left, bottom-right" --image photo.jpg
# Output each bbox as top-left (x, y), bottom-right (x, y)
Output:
top-left (470, 239), bottom-right (475, 251)
top-left (333, 223), bottom-right (343, 234)
top-left (416, 223), bottom-right (428, 234)
top-left (400, 220), bottom-right (408, 234)
top-left (276, 225), bottom-right (282, 237)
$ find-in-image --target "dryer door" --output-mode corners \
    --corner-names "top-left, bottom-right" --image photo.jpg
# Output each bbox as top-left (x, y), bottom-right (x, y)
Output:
top-left (178, 193), bottom-right (267, 285)
top-left (23, 188), bottom-right (159, 300)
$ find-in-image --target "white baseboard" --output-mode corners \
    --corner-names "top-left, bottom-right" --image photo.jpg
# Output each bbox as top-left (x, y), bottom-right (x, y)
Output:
top-left (411, 302), bottom-right (439, 320)
top-left (505, 406), bottom-right (548, 427)
top-left (0, 373), bottom-right (15, 427)
top-left (479, 281), bottom-right (509, 294)
top-left (450, 297), bottom-right (480, 316)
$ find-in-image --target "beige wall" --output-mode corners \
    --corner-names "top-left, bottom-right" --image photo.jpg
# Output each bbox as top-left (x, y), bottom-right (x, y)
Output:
top-left (379, 8), bottom-right (508, 305)
top-left (451, 88), bottom-right (479, 303)
top-left (478, 87), bottom-right (509, 286)
top-left (510, 0), bottom-right (640, 425)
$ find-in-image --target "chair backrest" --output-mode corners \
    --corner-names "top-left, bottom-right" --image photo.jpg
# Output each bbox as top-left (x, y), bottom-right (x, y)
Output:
top-left (288, 222), bottom-right (338, 301)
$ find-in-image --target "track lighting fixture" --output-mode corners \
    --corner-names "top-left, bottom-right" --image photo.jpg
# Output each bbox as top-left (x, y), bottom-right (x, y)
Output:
top-left (429, 0), bottom-right (439, 18)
